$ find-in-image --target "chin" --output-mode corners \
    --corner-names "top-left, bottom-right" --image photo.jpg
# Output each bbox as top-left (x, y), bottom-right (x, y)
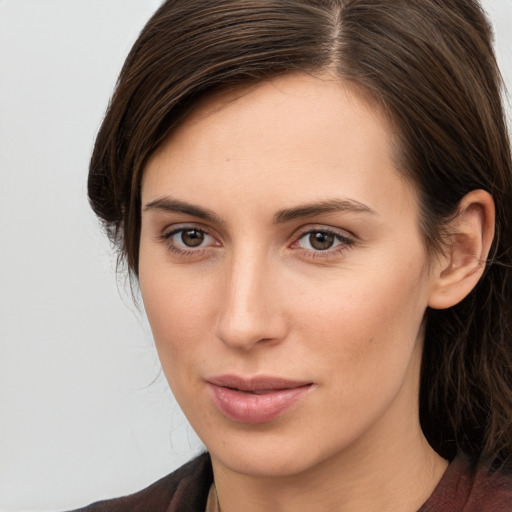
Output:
top-left (214, 448), bottom-right (318, 479)
top-left (204, 425), bottom-right (354, 480)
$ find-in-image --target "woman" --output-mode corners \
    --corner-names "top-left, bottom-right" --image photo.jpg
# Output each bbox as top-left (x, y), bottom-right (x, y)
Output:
top-left (75, 0), bottom-right (512, 510)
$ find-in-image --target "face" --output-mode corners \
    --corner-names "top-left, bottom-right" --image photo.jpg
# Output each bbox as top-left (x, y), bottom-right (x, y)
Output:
top-left (139, 73), bottom-right (437, 479)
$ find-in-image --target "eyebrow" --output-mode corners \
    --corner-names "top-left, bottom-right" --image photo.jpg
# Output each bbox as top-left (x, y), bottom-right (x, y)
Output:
top-left (143, 196), bottom-right (376, 224)
top-left (143, 197), bottom-right (223, 224)
top-left (273, 198), bottom-right (377, 223)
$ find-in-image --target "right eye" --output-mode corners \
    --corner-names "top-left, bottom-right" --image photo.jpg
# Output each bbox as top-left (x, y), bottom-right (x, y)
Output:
top-left (174, 228), bottom-right (208, 247)
top-left (161, 227), bottom-right (219, 255)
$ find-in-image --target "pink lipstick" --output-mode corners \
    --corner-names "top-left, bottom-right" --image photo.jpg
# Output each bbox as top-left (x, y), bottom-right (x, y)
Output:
top-left (206, 375), bottom-right (313, 424)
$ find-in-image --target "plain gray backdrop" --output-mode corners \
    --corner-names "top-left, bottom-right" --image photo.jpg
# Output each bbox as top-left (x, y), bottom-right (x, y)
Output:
top-left (0, 1), bottom-right (511, 511)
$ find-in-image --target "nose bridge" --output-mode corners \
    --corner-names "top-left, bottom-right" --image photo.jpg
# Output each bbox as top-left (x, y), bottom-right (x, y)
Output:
top-left (215, 244), bottom-right (283, 350)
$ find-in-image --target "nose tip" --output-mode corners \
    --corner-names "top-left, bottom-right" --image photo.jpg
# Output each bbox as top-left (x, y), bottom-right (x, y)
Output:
top-left (215, 302), bottom-right (284, 351)
top-left (214, 263), bottom-right (286, 351)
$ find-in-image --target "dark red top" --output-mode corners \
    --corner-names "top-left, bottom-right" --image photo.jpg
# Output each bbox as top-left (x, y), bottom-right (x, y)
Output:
top-left (418, 455), bottom-right (512, 511)
top-left (71, 453), bottom-right (512, 512)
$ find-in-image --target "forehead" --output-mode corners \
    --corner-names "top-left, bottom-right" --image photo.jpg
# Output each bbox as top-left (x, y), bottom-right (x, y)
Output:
top-left (142, 72), bottom-right (416, 219)
top-left (151, 72), bottom-right (394, 158)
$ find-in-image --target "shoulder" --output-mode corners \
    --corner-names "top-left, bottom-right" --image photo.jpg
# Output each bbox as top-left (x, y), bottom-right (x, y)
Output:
top-left (419, 455), bottom-right (512, 512)
top-left (69, 452), bottom-right (213, 512)
top-left (465, 460), bottom-right (512, 511)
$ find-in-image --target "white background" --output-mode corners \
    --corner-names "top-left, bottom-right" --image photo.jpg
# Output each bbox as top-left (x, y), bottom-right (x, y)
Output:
top-left (0, 1), bottom-right (511, 511)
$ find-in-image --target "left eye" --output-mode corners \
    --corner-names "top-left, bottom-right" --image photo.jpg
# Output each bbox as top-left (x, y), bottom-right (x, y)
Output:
top-left (297, 230), bottom-right (348, 251)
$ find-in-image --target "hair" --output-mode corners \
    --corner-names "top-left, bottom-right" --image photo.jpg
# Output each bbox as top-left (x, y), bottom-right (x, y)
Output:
top-left (88, 0), bottom-right (512, 467)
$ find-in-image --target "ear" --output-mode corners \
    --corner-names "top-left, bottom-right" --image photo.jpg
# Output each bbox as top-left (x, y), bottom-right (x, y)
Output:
top-left (428, 189), bottom-right (495, 310)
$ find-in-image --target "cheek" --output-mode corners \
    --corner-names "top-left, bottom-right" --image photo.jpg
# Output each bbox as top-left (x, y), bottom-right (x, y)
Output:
top-left (139, 258), bottom-right (217, 375)
top-left (286, 255), bottom-right (429, 383)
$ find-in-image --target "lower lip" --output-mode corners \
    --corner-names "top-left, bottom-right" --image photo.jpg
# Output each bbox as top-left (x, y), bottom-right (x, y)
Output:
top-left (207, 383), bottom-right (312, 424)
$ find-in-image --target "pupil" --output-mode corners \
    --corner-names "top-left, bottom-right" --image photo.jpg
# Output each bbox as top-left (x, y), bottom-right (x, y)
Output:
top-left (310, 232), bottom-right (334, 250)
top-left (181, 229), bottom-right (204, 247)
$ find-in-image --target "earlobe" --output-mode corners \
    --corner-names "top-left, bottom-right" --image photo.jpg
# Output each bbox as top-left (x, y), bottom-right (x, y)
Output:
top-left (428, 190), bottom-right (495, 310)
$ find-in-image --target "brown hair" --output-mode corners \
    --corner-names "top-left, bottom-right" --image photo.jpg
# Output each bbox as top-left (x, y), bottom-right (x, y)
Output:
top-left (89, 0), bottom-right (512, 466)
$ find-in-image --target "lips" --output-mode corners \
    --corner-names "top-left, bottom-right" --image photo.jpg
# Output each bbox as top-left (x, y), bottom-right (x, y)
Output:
top-left (206, 375), bottom-right (313, 424)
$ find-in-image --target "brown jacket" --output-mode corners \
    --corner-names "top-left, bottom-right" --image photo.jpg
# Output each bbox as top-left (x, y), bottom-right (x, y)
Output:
top-left (71, 453), bottom-right (213, 512)
top-left (72, 453), bottom-right (512, 512)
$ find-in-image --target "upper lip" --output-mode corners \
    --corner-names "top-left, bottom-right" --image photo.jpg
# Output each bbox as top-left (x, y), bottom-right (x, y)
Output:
top-left (206, 375), bottom-right (312, 392)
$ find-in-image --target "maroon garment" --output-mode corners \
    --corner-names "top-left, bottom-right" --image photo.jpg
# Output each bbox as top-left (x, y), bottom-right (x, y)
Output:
top-left (70, 454), bottom-right (213, 512)
top-left (418, 456), bottom-right (512, 511)
top-left (71, 453), bottom-right (512, 512)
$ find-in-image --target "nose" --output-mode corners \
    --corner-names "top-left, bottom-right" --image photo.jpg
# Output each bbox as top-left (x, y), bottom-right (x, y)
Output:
top-left (214, 250), bottom-right (287, 351)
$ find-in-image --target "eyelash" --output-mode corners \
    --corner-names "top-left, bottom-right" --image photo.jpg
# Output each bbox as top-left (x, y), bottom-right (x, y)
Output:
top-left (159, 225), bottom-right (355, 259)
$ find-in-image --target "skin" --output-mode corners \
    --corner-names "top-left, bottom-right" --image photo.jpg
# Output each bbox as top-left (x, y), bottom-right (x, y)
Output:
top-left (138, 73), bottom-right (467, 511)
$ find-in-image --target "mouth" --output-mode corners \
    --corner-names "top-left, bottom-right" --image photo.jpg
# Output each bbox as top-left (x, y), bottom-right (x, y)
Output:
top-left (206, 375), bottom-right (313, 424)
